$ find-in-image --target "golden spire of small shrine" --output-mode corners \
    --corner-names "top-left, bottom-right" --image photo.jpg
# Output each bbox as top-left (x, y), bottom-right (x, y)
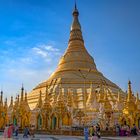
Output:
top-left (9, 96), bottom-right (13, 109)
top-left (25, 91), bottom-right (28, 102)
top-left (21, 84), bottom-right (24, 102)
top-left (135, 92), bottom-right (140, 111)
top-left (44, 85), bottom-right (49, 102)
top-left (56, 84), bottom-right (65, 111)
top-left (127, 80), bottom-right (132, 102)
top-left (4, 98), bottom-right (8, 109)
top-left (43, 85), bottom-right (51, 110)
top-left (136, 92), bottom-right (139, 104)
top-left (0, 90), bottom-right (3, 106)
top-left (36, 90), bottom-right (43, 109)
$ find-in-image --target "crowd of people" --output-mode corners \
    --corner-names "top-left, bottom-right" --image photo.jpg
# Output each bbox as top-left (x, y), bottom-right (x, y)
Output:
top-left (115, 123), bottom-right (139, 136)
top-left (2, 123), bottom-right (140, 139)
top-left (84, 123), bottom-right (101, 140)
top-left (84, 123), bottom-right (140, 140)
top-left (3, 124), bottom-right (35, 138)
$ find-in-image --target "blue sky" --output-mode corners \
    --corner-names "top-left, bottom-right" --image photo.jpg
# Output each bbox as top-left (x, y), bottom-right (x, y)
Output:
top-left (0, 0), bottom-right (140, 100)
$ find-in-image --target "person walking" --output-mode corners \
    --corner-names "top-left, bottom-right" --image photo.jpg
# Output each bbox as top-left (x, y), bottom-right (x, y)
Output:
top-left (23, 126), bottom-right (30, 138)
top-left (84, 126), bottom-right (89, 140)
top-left (30, 125), bottom-right (35, 138)
top-left (89, 126), bottom-right (95, 140)
top-left (7, 124), bottom-right (12, 138)
top-left (14, 125), bottom-right (19, 136)
top-left (96, 123), bottom-right (101, 138)
top-left (3, 124), bottom-right (9, 138)
top-left (116, 123), bottom-right (120, 136)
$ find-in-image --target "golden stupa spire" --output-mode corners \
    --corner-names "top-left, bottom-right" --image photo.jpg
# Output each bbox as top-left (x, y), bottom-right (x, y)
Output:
top-left (49, 3), bottom-right (97, 77)
top-left (135, 92), bottom-right (140, 111)
top-left (36, 90), bottom-right (43, 108)
top-left (21, 84), bottom-right (24, 102)
top-left (24, 91), bottom-right (30, 111)
top-left (69, 2), bottom-right (83, 42)
top-left (127, 80), bottom-right (132, 102)
top-left (13, 96), bottom-right (19, 111)
top-left (56, 84), bottom-right (66, 111)
top-left (43, 85), bottom-right (51, 110)
top-left (4, 98), bottom-right (7, 107)
top-left (17, 95), bottom-right (19, 106)
top-left (9, 96), bottom-right (13, 108)
top-left (44, 85), bottom-right (49, 102)
top-left (25, 91), bottom-right (28, 102)
top-left (0, 90), bottom-right (3, 106)
top-left (136, 92), bottom-right (139, 104)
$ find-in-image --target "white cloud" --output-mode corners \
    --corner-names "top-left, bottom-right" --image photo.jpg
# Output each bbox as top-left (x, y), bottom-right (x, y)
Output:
top-left (32, 44), bottom-right (61, 62)
top-left (33, 47), bottom-right (48, 58)
top-left (0, 43), bottom-right (62, 101)
top-left (44, 45), bottom-right (59, 52)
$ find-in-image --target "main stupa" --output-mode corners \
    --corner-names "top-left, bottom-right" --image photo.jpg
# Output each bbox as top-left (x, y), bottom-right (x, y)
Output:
top-left (28, 4), bottom-right (122, 110)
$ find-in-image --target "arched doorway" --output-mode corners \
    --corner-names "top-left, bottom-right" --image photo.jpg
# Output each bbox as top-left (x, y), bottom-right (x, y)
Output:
top-left (52, 116), bottom-right (57, 130)
top-left (37, 114), bottom-right (42, 129)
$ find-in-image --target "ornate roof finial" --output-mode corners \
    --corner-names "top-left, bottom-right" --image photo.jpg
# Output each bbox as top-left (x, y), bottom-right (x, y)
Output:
top-left (9, 96), bottom-right (13, 107)
top-left (5, 98), bottom-right (7, 105)
top-left (43, 84), bottom-right (51, 110)
top-left (25, 91), bottom-right (27, 102)
top-left (21, 83), bottom-right (24, 90)
top-left (0, 90), bottom-right (3, 104)
top-left (70, 1), bottom-right (82, 32)
top-left (73, 0), bottom-right (79, 16)
top-left (45, 85), bottom-right (49, 101)
top-left (17, 94), bottom-right (19, 103)
top-left (21, 84), bottom-right (24, 102)
top-left (136, 92), bottom-right (139, 104)
top-left (127, 80), bottom-right (132, 102)
top-left (75, 0), bottom-right (77, 10)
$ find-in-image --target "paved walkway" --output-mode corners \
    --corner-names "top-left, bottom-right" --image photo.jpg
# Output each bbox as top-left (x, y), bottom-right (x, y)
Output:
top-left (101, 136), bottom-right (139, 140)
top-left (0, 134), bottom-right (140, 140)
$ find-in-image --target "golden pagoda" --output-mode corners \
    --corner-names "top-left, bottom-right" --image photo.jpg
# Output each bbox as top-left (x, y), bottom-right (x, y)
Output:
top-left (1, 4), bottom-right (140, 132)
top-left (25, 3), bottom-right (125, 129)
top-left (27, 4), bottom-right (122, 110)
